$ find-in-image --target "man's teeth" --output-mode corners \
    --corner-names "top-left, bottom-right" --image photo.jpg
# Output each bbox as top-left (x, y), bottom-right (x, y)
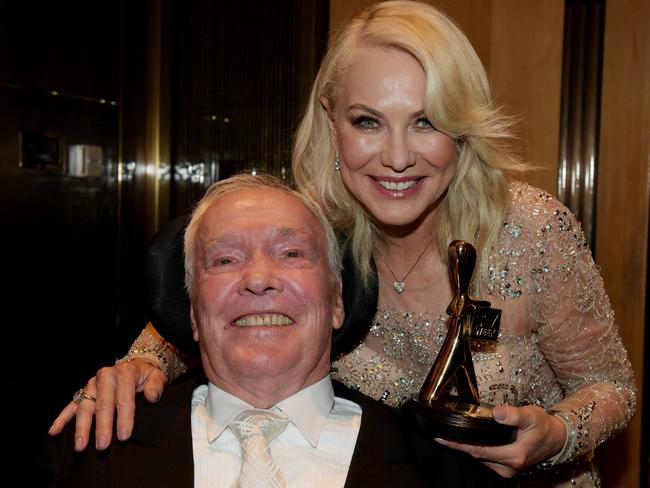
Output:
top-left (234, 314), bottom-right (294, 327)
top-left (377, 179), bottom-right (418, 191)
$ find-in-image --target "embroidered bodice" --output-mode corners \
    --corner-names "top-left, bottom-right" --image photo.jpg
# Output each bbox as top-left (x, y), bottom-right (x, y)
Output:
top-left (331, 182), bottom-right (636, 487)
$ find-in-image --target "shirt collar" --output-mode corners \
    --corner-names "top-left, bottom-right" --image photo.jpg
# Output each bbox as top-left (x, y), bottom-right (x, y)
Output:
top-left (203, 376), bottom-right (334, 447)
top-left (276, 376), bottom-right (334, 447)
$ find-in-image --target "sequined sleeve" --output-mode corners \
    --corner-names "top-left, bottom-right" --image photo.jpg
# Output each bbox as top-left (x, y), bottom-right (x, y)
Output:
top-left (525, 194), bottom-right (637, 463)
top-left (116, 323), bottom-right (190, 382)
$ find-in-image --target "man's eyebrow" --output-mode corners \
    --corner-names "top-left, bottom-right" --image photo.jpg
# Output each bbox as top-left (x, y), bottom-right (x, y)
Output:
top-left (205, 234), bottom-right (239, 246)
top-left (204, 226), bottom-right (318, 247)
top-left (274, 226), bottom-right (318, 242)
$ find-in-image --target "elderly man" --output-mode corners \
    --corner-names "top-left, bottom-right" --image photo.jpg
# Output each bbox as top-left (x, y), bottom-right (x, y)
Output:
top-left (46, 174), bottom-right (500, 487)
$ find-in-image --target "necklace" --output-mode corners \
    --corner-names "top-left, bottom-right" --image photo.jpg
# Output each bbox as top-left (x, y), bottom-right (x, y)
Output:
top-left (374, 238), bottom-right (434, 294)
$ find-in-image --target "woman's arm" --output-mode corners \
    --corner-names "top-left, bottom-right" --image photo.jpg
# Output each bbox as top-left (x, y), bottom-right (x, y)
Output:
top-left (115, 322), bottom-right (191, 381)
top-left (436, 194), bottom-right (637, 477)
top-left (531, 203), bottom-right (637, 463)
top-left (48, 323), bottom-right (195, 451)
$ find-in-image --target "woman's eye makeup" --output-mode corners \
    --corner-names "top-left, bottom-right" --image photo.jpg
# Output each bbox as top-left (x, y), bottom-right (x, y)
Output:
top-left (415, 117), bottom-right (434, 129)
top-left (351, 115), bottom-right (381, 129)
top-left (348, 113), bottom-right (436, 132)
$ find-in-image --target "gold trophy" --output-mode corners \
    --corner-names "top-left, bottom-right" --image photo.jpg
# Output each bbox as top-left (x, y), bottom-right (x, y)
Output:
top-left (403, 240), bottom-right (516, 445)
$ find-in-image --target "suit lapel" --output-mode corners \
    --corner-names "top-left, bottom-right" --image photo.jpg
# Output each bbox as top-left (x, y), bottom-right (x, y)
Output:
top-left (333, 381), bottom-right (428, 488)
top-left (109, 371), bottom-right (205, 487)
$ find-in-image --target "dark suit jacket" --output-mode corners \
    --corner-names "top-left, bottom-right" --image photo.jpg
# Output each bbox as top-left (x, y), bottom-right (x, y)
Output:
top-left (45, 372), bottom-right (506, 487)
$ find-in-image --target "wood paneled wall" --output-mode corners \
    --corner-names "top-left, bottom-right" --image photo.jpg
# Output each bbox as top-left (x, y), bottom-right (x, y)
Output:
top-left (435, 0), bottom-right (564, 195)
top-left (329, 1), bottom-right (647, 486)
top-left (329, 0), bottom-right (564, 195)
top-left (594, 0), bottom-right (649, 486)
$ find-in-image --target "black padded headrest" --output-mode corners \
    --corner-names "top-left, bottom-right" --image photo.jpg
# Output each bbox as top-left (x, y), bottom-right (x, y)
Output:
top-left (144, 215), bottom-right (377, 359)
top-left (145, 214), bottom-right (198, 356)
top-left (335, 241), bottom-right (378, 358)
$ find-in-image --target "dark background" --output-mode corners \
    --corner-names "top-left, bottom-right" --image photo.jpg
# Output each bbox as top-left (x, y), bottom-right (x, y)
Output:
top-left (0, 1), bottom-right (326, 483)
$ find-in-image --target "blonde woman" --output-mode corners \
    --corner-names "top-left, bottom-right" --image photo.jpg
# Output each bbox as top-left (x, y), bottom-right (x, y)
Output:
top-left (51, 2), bottom-right (635, 486)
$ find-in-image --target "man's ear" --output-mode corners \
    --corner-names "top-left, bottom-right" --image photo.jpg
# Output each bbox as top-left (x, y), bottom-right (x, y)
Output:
top-left (190, 304), bottom-right (200, 342)
top-left (331, 281), bottom-right (345, 331)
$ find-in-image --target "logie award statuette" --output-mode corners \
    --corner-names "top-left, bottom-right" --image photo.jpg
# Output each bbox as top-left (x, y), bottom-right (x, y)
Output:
top-left (403, 240), bottom-right (517, 445)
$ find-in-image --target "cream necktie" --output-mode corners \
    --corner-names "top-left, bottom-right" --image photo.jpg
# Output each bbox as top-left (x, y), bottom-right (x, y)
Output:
top-left (229, 409), bottom-right (290, 488)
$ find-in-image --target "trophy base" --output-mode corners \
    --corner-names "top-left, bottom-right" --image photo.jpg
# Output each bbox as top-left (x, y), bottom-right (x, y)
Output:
top-left (403, 397), bottom-right (517, 445)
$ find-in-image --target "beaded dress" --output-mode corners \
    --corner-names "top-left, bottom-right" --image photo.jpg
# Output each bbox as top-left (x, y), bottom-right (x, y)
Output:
top-left (330, 182), bottom-right (636, 487)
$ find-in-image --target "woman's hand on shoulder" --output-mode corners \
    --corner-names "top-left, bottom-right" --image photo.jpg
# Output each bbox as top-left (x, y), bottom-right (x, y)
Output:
top-left (434, 405), bottom-right (567, 478)
top-left (48, 358), bottom-right (168, 451)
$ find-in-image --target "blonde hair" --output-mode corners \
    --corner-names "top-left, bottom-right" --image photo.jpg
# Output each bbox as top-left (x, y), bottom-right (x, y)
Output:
top-left (184, 172), bottom-right (342, 299)
top-left (292, 0), bottom-right (529, 287)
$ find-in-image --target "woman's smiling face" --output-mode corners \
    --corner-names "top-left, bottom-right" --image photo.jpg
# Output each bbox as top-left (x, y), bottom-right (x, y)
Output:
top-left (324, 43), bottom-right (457, 232)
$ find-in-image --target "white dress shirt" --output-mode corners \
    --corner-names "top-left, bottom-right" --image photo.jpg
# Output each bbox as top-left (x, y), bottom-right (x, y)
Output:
top-left (191, 376), bottom-right (362, 488)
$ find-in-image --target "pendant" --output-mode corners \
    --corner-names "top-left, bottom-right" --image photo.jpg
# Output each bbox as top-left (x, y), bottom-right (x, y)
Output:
top-left (393, 281), bottom-right (406, 293)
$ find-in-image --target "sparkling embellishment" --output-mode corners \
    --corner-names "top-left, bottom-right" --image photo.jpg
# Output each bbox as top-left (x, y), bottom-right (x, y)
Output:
top-left (330, 182), bottom-right (635, 488)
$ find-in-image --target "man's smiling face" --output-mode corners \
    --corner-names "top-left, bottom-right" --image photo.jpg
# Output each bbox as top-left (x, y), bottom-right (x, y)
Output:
top-left (189, 187), bottom-right (343, 399)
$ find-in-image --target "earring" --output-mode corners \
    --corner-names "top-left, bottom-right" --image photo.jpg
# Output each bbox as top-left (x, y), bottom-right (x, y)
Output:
top-left (335, 154), bottom-right (340, 172)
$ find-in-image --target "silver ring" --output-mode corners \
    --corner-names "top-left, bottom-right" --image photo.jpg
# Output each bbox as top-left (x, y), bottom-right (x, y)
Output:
top-left (73, 388), bottom-right (96, 404)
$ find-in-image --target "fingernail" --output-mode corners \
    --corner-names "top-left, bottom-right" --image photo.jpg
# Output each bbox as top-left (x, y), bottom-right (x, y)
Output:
top-left (48, 423), bottom-right (56, 435)
top-left (74, 437), bottom-right (84, 451)
top-left (96, 435), bottom-right (107, 450)
top-left (493, 406), bottom-right (506, 421)
top-left (118, 428), bottom-right (129, 441)
top-left (152, 391), bottom-right (160, 402)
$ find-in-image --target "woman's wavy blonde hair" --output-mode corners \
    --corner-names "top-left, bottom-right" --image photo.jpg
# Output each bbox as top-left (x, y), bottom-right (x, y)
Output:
top-left (292, 0), bottom-right (529, 288)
